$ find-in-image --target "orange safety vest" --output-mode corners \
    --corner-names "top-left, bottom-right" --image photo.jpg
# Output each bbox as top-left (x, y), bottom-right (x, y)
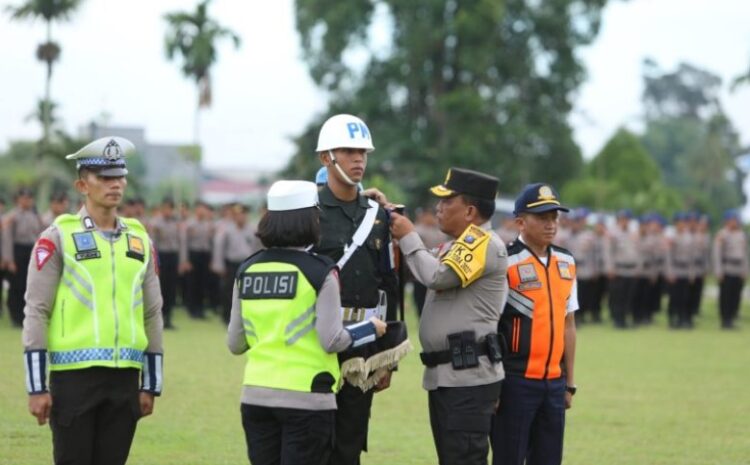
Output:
top-left (500, 241), bottom-right (576, 379)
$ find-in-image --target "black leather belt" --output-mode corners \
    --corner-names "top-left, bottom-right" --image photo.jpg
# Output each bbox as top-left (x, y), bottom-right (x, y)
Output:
top-left (420, 344), bottom-right (491, 367)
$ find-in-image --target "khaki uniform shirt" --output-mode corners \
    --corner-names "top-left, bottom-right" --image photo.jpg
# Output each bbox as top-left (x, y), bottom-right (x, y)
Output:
top-left (22, 207), bottom-right (163, 353)
top-left (610, 227), bottom-right (642, 277)
top-left (691, 232), bottom-right (711, 277)
top-left (667, 232), bottom-right (694, 280)
top-left (212, 221), bottom-right (260, 272)
top-left (569, 229), bottom-right (597, 280)
top-left (179, 217), bottom-right (214, 264)
top-left (713, 228), bottom-right (748, 278)
top-left (149, 215), bottom-right (181, 253)
top-left (400, 224), bottom-right (507, 391)
top-left (2, 208), bottom-right (44, 262)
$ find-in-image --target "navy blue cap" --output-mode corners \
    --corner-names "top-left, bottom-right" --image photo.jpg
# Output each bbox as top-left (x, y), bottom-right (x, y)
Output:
top-left (724, 209), bottom-right (741, 222)
top-left (513, 183), bottom-right (569, 216)
top-left (616, 209), bottom-right (633, 219)
top-left (673, 212), bottom-right (687, 223)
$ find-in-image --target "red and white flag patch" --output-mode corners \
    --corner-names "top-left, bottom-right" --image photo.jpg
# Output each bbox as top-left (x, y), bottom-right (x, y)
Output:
top-left (35, 238), bottom-right (56, 270)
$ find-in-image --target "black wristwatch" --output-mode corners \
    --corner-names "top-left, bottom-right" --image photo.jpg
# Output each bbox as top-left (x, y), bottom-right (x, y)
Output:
top-left (565, 385), bottom-right (577, 395)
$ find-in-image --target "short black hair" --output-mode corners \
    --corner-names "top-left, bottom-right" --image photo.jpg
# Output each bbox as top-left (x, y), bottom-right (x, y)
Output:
top-left (462, 194), bottom-right (495, 221)
top-left (256, 207), bottom-right (320, 248)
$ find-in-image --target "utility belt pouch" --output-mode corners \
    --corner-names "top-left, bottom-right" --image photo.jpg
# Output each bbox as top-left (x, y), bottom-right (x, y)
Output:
top-left (448, 333), bottom-right (464, 369)
top-left (461, 331), bottom-right (479, 368)
top-left (484, 333), bottom-right (503, 363)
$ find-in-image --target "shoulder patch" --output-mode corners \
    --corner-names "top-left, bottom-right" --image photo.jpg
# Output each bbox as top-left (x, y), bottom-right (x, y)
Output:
top-left (34, 238), bottom-right (56, 270)
top-left (441, 224), bottom-right (490, 287)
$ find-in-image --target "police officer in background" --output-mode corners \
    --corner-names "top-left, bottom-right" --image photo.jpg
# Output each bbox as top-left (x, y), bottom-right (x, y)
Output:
top-left (2, 187), bottom-right (45, 327)
top-left (666, 213), bottom-right (694, 329)
top-left (22, 137), bottom-right (163, 465)
top-left (312, 114), bottom-right (399, 465)
top-left (212, 204), bottom-right (260, 324)
top-left (591, 215), bottom-right (611, 324)
top-left (390, 168), bottom-right (506, 465)
top-left (688, 213), bottom-right (710, 318)
top-left (0, 196), bottom-right (6, 318)
top-left (713, 210), bottom-right (747, 329)
top-left (492, 183), bottom-right (578, 465)
top-left (568, 208), bottom-right (597, 324)
top-left (180, 201), bottom-right (215, 319)
top-left (227, 180), bottom-right (387, 465)
top-left (608, 209), bottom-right (641, 328)
top-left (41, 191), bottom-right (71, 228)
top-left (646, 213), bottom-right (669, 323)
top-left (149, 198), bottom-right (182, 329)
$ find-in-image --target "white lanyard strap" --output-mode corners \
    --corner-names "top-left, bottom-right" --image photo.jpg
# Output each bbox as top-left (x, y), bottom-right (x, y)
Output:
top-left (337, 199), bottom-right (379, 270)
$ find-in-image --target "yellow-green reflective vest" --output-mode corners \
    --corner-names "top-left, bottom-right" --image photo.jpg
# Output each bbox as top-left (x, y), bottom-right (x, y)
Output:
top-left (48, 214), bottom-right (151, 371)
top-left (239, 249), bottom-right (340, 393)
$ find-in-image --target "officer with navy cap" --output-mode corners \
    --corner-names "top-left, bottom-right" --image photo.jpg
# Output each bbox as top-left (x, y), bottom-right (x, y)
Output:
top-left (390, 167), bottom-right (507, 465)
top-left (713, 209), bottom-right (747, 329)
top-left (22, 136), bottom-right (164, 465)
top-left (491, 182), bottom-right (578, 465)
top-left (608, 209), bottom-right (641, 328)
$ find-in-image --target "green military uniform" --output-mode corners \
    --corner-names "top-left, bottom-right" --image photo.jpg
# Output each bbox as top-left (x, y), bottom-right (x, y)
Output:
top-left (313, 184), bottom-right (398, 465)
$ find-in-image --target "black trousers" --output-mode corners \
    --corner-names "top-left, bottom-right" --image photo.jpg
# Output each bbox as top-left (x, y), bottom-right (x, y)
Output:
top-left (593, 276), bottom-right (608, 321)
top-left (668, 278), bottom-right (691, 327)
top-left (608, 276), bottom-right (637, 328)
top-left (492, 377), bottom-right (565, 465)
top-left (0, 268), bottom-right (5, 318)
top-left (8, 243), bottom-right (33, 327)
top-left (687, 277), bottom-right (704, 316)
top-left (158, 252), bottom-right (178, 327)
top-left (576, 278), bottom-right (598, 323)
top-left (428, 381), bottom-right (501, 465)
top-left (633, 278), bottom-right (651, 325)
top-left (186, 250), bottom-right (211, 318)
top-left (647, 276), bottom-right (664, 317)
top-left (719, 276), bottom-right (744, 326)
top-left (241, 404), bottom-right (334, 465)
top-left (49, 368), bottom-right (141, 465)
top-left (328, 382), bottom-right (375, 465)
top-left (222, 260), bottom-right (242, 324)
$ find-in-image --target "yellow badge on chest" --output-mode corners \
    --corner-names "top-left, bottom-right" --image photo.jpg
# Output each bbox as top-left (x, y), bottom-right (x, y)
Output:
top-left (441, 224), bottom-right (490, 287)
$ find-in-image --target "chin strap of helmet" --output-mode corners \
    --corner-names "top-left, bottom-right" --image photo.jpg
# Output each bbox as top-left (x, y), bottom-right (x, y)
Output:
top-left (328, 150), bottom-right (358, 187)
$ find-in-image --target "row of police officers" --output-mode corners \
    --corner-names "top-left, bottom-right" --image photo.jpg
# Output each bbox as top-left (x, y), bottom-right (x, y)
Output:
top-left (557, 209), bottom-right (746, 330)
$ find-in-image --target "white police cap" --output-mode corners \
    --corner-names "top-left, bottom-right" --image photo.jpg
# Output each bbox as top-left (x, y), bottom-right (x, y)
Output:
top-left (65, 136), bottom-right (134, 177)
top-left (267, 180), bottom-right (318, 212)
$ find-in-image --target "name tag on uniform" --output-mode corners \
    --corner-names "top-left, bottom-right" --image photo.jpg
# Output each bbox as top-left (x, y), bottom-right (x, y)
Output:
top-left (557, 261), bottom-right (572, 280)
top-left (126, 234), bottom-right (145, 262)
top-left (239, 272), bottom-right (298, 299)
top-left (72, 232), bottom-right (101, 261)
top-left (518, 263), bottom-right (538, 283)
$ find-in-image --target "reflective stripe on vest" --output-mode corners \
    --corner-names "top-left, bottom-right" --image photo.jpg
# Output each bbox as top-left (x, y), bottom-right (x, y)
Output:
top-left (501, 246), bottom-right (575, 379)
top-left (48, 214), bottom-right (151, 371)
top-left (240, 257), bottom-right (340, 393)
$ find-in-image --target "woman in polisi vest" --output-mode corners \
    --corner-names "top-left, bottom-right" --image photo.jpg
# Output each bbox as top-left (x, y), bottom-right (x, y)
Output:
top-left (227, 180), bottom-right (387, 465)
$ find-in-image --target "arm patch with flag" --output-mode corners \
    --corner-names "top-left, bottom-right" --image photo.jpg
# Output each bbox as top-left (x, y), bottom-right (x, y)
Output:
top-left (34, 238), bottom-right (56, 270)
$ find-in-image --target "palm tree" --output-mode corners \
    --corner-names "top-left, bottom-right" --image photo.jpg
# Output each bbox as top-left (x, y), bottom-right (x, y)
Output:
top-left (164, 0), bottom-right (241, 142)
top-left (6, 0), bottom-right (84, 146)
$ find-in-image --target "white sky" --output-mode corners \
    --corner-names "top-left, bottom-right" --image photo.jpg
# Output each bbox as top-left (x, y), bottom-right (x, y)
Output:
top-left (1, 0), bottom-right (749, 172)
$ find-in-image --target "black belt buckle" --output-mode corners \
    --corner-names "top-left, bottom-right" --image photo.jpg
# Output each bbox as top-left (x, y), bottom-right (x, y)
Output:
top-left (461, 331), bottom-right (479, 368)
top-left (448, 333), bottom-right (464, 369)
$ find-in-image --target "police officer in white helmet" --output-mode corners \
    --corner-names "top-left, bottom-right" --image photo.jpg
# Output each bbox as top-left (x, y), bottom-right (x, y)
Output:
top-left (312, 114), bottom-right (400, 465)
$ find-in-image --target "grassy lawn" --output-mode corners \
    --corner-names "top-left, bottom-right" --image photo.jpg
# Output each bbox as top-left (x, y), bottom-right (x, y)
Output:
top-left (1, 295), bottom-right (749, 465)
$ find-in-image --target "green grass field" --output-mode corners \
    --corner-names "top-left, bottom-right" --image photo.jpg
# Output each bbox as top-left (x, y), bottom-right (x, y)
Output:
top-left (2, 294), bottom-right (750, 465)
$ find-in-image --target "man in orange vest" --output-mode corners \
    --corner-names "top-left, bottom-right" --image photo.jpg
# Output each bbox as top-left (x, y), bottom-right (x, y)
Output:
top-left (491, 183), bottom-right (578, 465)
